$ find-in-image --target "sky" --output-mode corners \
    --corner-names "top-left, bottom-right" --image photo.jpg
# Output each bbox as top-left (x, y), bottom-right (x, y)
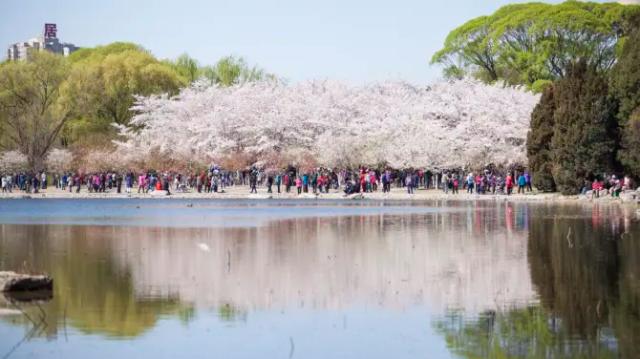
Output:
top-left (1, 0), bottom-right (636, 84)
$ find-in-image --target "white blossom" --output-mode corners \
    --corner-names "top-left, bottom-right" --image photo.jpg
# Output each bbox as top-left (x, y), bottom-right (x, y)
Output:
top-left (115, 79), bottom-right (539, 170)
top-left (45, 148), bottom-right (74, 173)
top-left (0, 151), bottom-right (28, 173)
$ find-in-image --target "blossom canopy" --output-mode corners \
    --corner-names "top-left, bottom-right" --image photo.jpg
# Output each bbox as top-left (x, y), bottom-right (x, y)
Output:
top-left (115, 79), bottom-right (539, 170)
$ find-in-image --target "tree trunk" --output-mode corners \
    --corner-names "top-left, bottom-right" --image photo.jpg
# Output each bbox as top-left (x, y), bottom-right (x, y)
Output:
top-left (28, 154), bottom-right (45, 173)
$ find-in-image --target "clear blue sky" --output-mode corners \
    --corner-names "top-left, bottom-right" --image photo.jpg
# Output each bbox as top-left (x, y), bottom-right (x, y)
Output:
top-left (0, 0), bottom-right (614, 84)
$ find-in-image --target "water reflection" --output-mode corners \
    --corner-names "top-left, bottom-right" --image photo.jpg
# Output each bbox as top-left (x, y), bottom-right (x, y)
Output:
top-left (435, 204), bottom-right (640, 358)
top-left (0, 202), bottom-right (532, 328)
top-left (0, 200), bottom-right (637, 358)
top-left (0, 225), bottom-right (192, 339)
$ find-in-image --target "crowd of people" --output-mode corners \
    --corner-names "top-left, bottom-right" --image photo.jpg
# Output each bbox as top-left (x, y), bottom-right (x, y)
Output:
top-left (585, 175), bottom-right (633, 198)
top-left (0, 165), bottom-right (636, 198)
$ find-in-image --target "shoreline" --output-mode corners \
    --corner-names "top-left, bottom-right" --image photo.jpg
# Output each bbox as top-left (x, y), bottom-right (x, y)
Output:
top-left (0, 186), bottom-right (637, 206)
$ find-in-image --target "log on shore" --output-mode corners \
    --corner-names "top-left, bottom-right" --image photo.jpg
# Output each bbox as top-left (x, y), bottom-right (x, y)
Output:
top-left (0, 271), bottom-right (53, 292)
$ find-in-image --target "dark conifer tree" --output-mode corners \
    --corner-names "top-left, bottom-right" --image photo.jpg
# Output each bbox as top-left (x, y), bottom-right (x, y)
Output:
top-left (550, 61), bottom-right (618, 194)
top-left (611, 22), bottom-right (640, 179)
top-left (526, 86), bottom-right (556, 192)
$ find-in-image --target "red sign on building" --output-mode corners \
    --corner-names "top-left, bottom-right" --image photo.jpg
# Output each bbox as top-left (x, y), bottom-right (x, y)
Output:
top-left (44, 23), bottom-right (57, 39)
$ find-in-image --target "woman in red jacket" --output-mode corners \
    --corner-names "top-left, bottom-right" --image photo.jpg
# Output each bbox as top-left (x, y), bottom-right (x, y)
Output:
top-left (505, 173), bottom-right (514, 195)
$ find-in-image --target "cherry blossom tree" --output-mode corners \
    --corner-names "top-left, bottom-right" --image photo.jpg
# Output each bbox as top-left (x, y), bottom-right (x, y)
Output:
top-left (0, 151), bottom-right (28, 173)
top-left (45, 148), bottom-right (74, 173)
top-left (114, 79), bottom-right (539, 170)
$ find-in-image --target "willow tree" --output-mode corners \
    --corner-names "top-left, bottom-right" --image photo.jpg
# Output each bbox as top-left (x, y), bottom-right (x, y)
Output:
top-left (172, 53), bottom-right (200, 84)
top-left (0, 52), bottom-right (72, 171)
top-left (201, 56), bottom-right (270, 87)
top-left (62, 43), bottom-right (186, 146)
top-left (431, 1), bottom-right (640, 91)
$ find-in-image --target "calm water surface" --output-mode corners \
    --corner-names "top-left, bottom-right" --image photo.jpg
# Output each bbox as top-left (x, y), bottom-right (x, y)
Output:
top-left (0, 199), bottom-right (638, 358)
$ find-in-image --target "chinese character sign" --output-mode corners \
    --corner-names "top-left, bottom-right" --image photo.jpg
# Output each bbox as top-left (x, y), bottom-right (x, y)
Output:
top-left (44, 23), bottom-right (57, 39)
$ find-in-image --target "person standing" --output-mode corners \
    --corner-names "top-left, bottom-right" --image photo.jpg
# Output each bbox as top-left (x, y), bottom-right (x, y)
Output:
top-left (405, 174), bottom-right (413, 194)
top-left (284, 173), bottom-right (291, 193)
top-left (475, 173), bottom-right (483, 194)
top-left (517, 173), bottom-right (527, 194)
top-left (116, 173), bottom-right (123, 193)
top-left (75, 174), bottom-right (81, 193)
top-left (296, 176), bottom-right (302, 195)
top-left (490, 174), bottom-right (497, 194)
top-left (302, 173), bottom-right (309, 193)
top-left (126, 173), bottom-right (133, 193)
top-left (32, 174), bottom-right (40, 193)
top-left (249, 170), bottom-right (258, 194)
top-left (212, 175), bottom-right (219, 193)
top-left (266, 174), bottom-right (273, 193)
top-left (381, 171), bottom-right (389, 193)
top-left (163, 175), bottom-right (171, 195)
top-left (196, 173), bottom-right (202, 193)
top-left (442, 173), bottom-right (449, 194)
top-left (591, 179), bottom-right (601, 199)
top-left (138, 173), bottom-right (146, 194)
top-left (506, 173), bottom-right (514, 195)
top-left (41, 172), bottom-right (47, 190)
top-left (466, 173), bottom-right (474, 194)
top-left (275, 173), bottom-right (281, 194)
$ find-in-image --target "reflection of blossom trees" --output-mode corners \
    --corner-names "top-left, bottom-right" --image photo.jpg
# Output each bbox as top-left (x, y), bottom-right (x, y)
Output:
top-left (115, 80), bottom-right (538, 169)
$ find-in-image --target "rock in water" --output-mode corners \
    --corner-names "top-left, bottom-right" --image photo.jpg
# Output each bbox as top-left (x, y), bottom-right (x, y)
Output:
top-left (0, 271), bottom-right (53, 292)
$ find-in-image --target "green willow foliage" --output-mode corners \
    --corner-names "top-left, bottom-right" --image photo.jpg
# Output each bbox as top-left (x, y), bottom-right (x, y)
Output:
top-left (431, 1), bottom-right (640, 91)
top-left (200, 55), bottom-right (272, 87)
top-left (61, 43), bottom-right (186, 147)
top-left (0, 52), bottom-right (74, 171)
top-left (1, 40), bottom-right (273, 162)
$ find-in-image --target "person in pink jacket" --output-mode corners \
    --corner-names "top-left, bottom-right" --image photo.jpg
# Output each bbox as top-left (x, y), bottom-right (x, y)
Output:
top-left (138, 174), bottom-right (147, 194)
top-left (295, 177), bottom-right (302, 195)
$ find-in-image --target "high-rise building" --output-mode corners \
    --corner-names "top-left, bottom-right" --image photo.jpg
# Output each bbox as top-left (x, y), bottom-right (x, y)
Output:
top-left (6, 23), bottom-right (79, 61)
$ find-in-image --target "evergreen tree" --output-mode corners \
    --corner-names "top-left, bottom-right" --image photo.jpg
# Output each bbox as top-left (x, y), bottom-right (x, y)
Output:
top-left (618, 111), bottom-right (640, 179)
top-left (611, 20), bottom-right (640, 179)
top-left (526, 87), bottom-right (556, 192)
top-left (550, 62), bottom-right (618, 194)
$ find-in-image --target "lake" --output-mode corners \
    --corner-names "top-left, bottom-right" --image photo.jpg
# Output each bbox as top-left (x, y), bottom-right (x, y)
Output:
top-left (0, 199), bottom-right (638, 358)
